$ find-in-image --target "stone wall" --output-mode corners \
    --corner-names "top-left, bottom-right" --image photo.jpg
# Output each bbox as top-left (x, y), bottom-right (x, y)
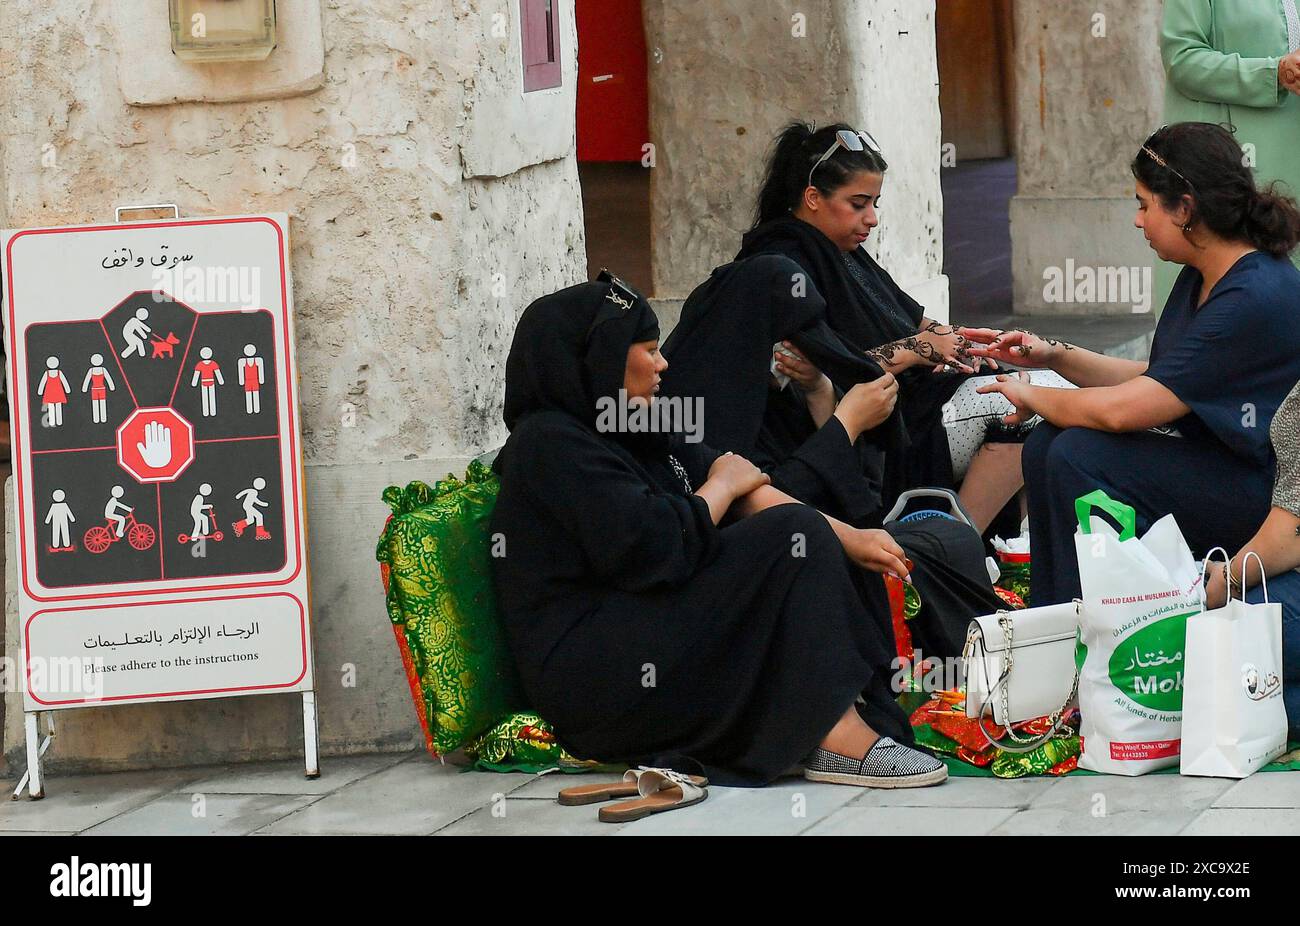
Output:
top-left (0, 0), bottom-right (587, 772)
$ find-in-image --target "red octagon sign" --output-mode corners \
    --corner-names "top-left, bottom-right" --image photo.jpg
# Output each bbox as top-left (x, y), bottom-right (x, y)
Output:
top-left (116, 407), bottom-right (196, 484)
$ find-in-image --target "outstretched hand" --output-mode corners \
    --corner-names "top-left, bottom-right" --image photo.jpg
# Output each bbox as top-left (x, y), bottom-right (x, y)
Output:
top-left (975, 371), bottom-right (1036, 426)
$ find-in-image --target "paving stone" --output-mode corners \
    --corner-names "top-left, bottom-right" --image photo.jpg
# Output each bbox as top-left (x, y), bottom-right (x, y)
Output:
top-left (83, 793), bottom-right (319, 836)
top-left (1181, 809), bottom-right (1300, 836)
top-left (804, 806), bottom-right (1016, 836)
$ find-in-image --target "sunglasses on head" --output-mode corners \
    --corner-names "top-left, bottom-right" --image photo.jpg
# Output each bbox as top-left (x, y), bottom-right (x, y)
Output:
top-left (807, 128), bottom-right (883, 191)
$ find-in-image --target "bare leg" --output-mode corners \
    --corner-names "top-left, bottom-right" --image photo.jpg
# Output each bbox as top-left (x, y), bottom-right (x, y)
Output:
top-left (958, 442), bottom-right (1025, 534)
top-left (819, 706), bottom-right (880, 759)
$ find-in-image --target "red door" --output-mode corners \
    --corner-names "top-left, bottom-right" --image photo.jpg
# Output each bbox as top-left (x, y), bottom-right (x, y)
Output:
top-left (576, 0), bottom-right (649, 162)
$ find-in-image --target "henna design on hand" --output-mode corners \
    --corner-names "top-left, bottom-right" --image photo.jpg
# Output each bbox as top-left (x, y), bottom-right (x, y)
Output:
top-left (869, 336), bottom-right (944, 367)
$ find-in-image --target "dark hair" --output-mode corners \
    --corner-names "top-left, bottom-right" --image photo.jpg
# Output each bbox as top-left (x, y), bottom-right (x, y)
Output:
top-left (752, 122), bottom-right (889, 228)
top-left (1132, 122), bottom-right (1300, 257)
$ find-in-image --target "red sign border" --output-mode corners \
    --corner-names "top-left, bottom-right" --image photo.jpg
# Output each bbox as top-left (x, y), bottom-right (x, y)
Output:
top-left (6, 216), bottom-right (306, 603)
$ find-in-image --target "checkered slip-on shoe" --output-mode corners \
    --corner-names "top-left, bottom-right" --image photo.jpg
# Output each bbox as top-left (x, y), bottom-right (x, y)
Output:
top-left (804, 737), bottom-right (948, 789)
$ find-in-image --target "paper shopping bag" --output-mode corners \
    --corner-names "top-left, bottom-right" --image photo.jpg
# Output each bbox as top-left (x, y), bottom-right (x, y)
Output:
top-left (1180, 551), bottom-right (1288, 778)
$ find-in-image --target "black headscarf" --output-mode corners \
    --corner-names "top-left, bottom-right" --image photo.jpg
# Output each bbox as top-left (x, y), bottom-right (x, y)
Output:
top-left (737, 215), bottom-right (922, 352)
top-left (660, 254), bottom-right (907, 459)
top-left (502, 272), bottom-right (660, 436)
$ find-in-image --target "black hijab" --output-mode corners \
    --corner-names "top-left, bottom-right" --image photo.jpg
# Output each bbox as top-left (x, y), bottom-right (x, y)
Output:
top-left (502, 272), bottom-right (660, 437)
top-left (660, 254), bottom-right (907, 460)
top-left (737, 215), bottom-right (922, 351)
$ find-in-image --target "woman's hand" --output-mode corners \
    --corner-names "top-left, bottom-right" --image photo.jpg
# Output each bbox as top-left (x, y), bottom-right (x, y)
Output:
top-left (959, 327), bottom-right (1065, 370)
top-left (841, 528), bottom-right (912, 579)
top-left (833, 373), bottom-right (898, 441)
top-left (1204, 561), bottom-right (1229, 610)
top-left (774, 341), bottom-right (832, 395)
top-left (706, 451), bottom-right (771, 499)
top-left (915, 322), bottom-right (979, 374)
top-left (1280, 50), bottom-right (1300, 94)
top-left (975, 371), bottom-right (1036, 426)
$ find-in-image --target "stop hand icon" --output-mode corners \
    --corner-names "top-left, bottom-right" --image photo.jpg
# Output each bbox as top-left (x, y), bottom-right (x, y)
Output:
top-left (116, 408), bottom-right (195, 484)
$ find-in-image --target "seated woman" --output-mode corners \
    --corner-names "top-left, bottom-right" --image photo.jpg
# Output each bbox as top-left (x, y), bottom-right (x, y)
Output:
top-left (967, 122), bottom-right (1300, 606)
top-left (661, 253), bottom-right (1004, 660)
top-left (1205, 377), bottom-right (1300, 739)
top-left (737, 122), bottom-right (1071, 533)
top-left (489, 273), bottom-right (947, 789)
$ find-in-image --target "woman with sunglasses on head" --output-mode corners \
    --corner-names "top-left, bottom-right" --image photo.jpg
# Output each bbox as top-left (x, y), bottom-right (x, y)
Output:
top-left (738, 122), bottom-right (1072, 535)
top-left (965, 122), bottom-right (1300, 606)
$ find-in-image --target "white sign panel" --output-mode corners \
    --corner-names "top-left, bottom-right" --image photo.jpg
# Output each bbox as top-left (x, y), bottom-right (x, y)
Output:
top-left (3, 214), bottom-right (314, 710)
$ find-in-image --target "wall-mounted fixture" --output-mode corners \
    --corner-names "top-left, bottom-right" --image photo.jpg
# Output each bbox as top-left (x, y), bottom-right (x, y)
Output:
top-left (169, 0), bottom-right (277, 62)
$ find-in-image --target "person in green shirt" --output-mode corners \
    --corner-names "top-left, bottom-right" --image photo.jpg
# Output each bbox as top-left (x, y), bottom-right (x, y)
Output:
top-left (1156, 0), bottom-right (1300, 311)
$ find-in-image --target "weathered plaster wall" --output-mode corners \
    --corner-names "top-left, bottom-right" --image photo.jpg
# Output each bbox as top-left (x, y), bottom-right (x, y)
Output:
top-left (644, 0), bottom-right (948, 320)
top-left (0, 0), bottom-right (586, 772)
top-left (1010, 0), bottom-right (1165, 314)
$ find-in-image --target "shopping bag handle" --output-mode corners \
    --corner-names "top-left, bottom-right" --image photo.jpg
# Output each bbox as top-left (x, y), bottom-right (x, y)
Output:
top-left (1074, 489), bottom-right (1136, 541)
top-left (1200, 547), bottom-right (1269, 608)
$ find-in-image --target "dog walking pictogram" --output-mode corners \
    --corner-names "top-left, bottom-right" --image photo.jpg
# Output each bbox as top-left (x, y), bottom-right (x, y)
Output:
top-left (238, 344), bottom-right (265, 415)
top-left (81, 353), bottom-right (116, 424)
top-left (191, 347), bottom-right (224, 418)
top-left (37, 357), bottom-right (71, 427)
top-left (233, 476), bottom-right (272, 541)
top-left (179, 482), bottom-right (224, 544)
top-left (150, 332), bottom-right (180, 359)
top-left (44, 489), bottom-right (76, 553)
top-left (120, 307), bottom-right (152, 359)
top-left (84, 486), bottom-right (156, 554)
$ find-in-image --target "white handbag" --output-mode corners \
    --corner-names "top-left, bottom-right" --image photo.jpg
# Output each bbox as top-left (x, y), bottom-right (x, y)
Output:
top-left (963, 600), bottom-right (1081, 753)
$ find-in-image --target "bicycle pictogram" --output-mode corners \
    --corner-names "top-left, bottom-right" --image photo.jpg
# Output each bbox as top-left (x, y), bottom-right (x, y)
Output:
top-left (84, 511), bottom-right (156, 554)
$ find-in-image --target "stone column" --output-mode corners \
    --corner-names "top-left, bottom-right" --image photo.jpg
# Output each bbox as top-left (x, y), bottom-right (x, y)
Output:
top-left (1009, 0), bottom-right (1165, 315)
top-left (644, 0), bottom-right (948, 321)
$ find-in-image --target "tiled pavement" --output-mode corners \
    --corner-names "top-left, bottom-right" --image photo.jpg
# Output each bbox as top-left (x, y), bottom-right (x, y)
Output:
top-left (3, 751), bottom-right (1296, 836)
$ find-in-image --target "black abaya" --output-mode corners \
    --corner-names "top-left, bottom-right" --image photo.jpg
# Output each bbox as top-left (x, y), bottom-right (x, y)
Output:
top-left (662, 256), bottom-right (1003, 660)
top-left (490, 279), bottom-right (912, 786)
top-left (737, 216), bottom-right (974, 497)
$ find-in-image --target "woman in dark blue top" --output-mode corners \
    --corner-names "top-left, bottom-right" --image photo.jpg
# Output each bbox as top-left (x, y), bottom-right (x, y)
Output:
top-left (961, 123), bottom-right (1300, 605)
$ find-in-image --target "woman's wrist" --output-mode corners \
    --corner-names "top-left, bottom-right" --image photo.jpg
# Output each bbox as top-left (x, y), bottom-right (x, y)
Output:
top-left (832, 406), bottom-right (864, 443)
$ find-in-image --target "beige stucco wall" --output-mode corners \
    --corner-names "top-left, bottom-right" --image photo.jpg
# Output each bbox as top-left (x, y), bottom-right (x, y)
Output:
top-left (1009, 0), bottom-right (1165, 314)
top-left (0, 0), bottom-right (587, 773)
top-left (644, 0), bottom-right (949, 320)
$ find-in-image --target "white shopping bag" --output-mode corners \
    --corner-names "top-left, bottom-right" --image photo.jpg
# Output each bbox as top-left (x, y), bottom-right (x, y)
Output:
top-left (1180, 550), bottom-right (1288, 778)
top-left (1074, 490), bottom-right (1202, 775)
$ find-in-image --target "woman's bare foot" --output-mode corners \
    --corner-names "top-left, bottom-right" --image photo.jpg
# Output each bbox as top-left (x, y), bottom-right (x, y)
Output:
top-left (819, 706), bottom-right (879, 759)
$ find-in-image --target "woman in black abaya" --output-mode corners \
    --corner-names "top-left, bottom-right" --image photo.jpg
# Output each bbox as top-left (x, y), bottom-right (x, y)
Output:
top-left (661, 254), bottom-right (1004, 661)
top-left (736, 122), bottom-right (1073, 533)
top-left (489, 273), bottom-right (947, 789)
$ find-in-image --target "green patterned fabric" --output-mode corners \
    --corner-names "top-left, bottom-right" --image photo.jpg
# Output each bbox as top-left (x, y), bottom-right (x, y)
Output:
top-left (377, 460), bottom-right (525, 754)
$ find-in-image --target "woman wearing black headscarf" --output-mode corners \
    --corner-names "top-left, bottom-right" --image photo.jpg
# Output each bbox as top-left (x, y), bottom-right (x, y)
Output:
top-left (662, 254), bottom-right (1004, 661)
top-left (737, 122), bottom-right (1072, 533)
top-left (489, 272), bottom-right (947, 788)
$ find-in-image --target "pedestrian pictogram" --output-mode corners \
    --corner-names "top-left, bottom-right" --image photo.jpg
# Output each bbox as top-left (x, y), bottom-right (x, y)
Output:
top-left (37, 357), bottom-right (70, 427)
top-left (191, 346), bottom-right (224, 417)
top-left (81, 353), bottom-right (116, 423)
